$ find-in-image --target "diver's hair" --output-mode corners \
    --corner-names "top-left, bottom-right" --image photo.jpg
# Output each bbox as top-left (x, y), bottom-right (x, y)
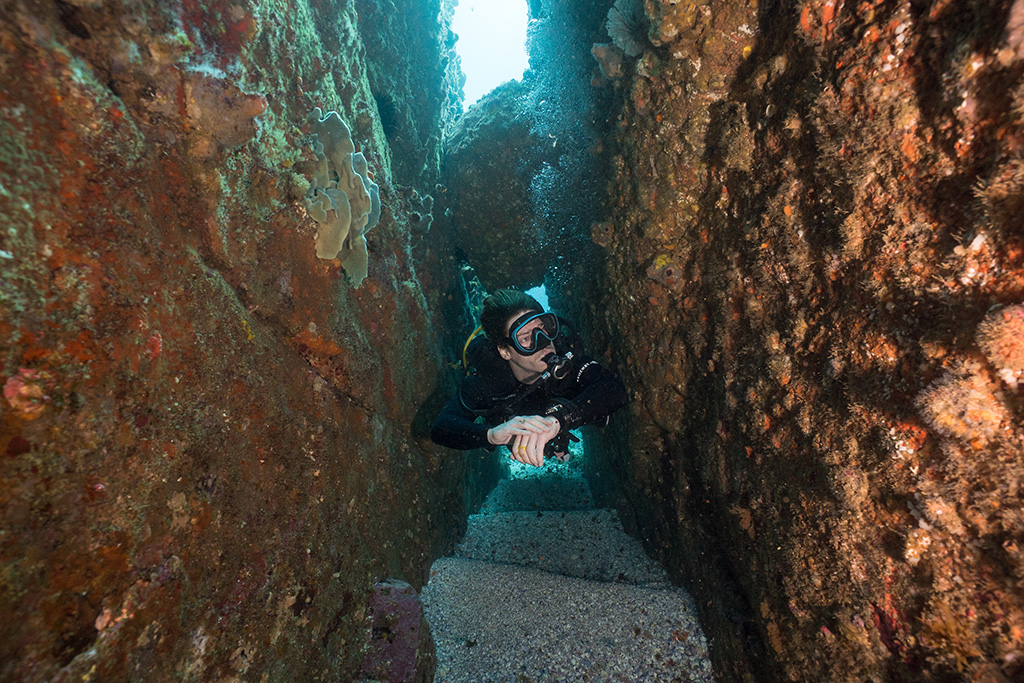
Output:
top-left (481, 289), bottom-right (542, 344)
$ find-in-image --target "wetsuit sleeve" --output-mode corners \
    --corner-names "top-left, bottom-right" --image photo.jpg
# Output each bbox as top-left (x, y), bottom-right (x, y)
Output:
top-left (545, 357), bottom-right (628, 431)
top-left (430, 378), bottom-right (494, 450)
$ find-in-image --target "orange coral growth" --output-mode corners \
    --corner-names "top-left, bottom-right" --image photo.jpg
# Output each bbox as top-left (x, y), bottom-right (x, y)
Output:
top-left (3, 369), bottom-right (53, 420)
top-left (916, 365), bottom-right (1010, 445)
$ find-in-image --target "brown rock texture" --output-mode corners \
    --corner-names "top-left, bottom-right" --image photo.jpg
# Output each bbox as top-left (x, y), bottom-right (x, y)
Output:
top-left (7, 0), bottom-right (1024, 680)
top-left (0, 1), bottom-right (497, 680)
top-left (569, 0), bottom-right (1024, 680)
top-left (442, 80), bottom-right (557, 292)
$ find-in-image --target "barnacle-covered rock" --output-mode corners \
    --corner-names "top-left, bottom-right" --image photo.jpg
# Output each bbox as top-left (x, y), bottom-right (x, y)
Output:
top-left (977, 304), bottom-right (1024, 389)
top-left (649, 0), bottom-right (711, 49)
top-left (917, 363), bottom-right (1009, 447)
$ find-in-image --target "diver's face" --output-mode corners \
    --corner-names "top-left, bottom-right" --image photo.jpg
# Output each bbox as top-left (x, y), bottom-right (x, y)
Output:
top-left (511, 316), bottom-right (553, 355)
top-left (499, 311), bottom-right (551, 382)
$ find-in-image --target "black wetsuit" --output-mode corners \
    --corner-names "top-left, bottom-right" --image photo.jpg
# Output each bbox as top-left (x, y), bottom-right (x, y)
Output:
top-left (430, 335), bottom-right (628, 451)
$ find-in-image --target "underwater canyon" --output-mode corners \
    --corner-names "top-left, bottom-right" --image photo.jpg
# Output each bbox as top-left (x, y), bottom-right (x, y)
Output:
top-left (1, 0), bottom-right (1023, 681)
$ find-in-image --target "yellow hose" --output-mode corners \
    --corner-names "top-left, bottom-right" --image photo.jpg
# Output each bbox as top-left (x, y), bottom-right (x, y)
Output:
top-left (462, 325), bottom-right (484, 369)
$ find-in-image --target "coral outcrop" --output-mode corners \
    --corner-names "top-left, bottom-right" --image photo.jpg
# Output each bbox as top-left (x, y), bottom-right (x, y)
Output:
top-left (301, 108), bottom-right (381, 286)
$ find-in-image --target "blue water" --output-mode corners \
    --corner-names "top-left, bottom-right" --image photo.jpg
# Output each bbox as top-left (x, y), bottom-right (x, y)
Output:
top-left (526, 284), bottom-right (549, 311)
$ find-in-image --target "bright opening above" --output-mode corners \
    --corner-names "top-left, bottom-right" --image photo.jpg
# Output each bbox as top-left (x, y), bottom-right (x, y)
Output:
top-left (452, 0), bottom-right (530, 109)
top-left (526, 284), bottom-right (550, 311)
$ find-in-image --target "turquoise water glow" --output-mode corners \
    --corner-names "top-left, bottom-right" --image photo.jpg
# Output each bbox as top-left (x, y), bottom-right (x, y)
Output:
top-left (526, 284), bottom-right (549, 311)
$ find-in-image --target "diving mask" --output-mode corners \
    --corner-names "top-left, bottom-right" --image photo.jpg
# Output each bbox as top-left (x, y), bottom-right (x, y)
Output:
top-left (506, 311), bottom-right (560, 356)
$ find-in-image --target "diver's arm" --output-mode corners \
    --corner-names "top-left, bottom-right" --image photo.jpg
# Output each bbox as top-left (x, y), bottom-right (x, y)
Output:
top-left (545, 358), bottom-right (628, 430)
top-left (430, 393), bottom-right (493, 450)
top-left (431, 396), bottom-right (559, 451)
top-left (431, 369), bottom-right (565, 450)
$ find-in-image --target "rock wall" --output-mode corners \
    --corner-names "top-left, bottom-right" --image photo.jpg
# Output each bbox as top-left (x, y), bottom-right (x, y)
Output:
top-left (0, 1), bottom-right (498, 680)
top-left (440, 0), bottom-right (611, 293)
top-left (355, 0), bottom-right (463, 186)
top-left (570, 0), bottom-right (1024, 680)
top-left (442, 80), bottom-right (556, 291)
top-left (520, 0), bottom-right (613, 295)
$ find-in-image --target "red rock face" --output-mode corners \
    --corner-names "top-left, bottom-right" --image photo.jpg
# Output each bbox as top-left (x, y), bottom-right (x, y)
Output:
top-left (0, 1), bottom-right (494, 680)
top-left (361, 579), bottom-right (435, 682)
top-left (570, 0), bottom-right (1024, 680)
top-left (6, 0), bottom-right (1023, 680)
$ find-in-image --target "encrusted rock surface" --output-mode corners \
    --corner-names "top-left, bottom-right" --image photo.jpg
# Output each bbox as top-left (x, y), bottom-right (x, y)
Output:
top-left (441, 0), bottom-right (612, 293)
top-left (6, 0), bottom-right (1024, 680)
top-left (361, 579), bottom-right (436, 683)
top-left (441, 80), bottom-right (556, 291)
top-left (354, 0), bottom-right (463, 187)
top-left (0, 1), bottom-right (497, 680)
top-left (560, 0), bottom-right (1024, 680)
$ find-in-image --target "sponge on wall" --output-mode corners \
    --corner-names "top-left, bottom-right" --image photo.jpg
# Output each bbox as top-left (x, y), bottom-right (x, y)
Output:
top-left (301, 108), bottom-right (381, 287)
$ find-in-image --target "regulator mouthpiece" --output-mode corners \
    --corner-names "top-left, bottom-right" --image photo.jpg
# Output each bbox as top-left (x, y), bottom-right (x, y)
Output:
top-left (545, 351), bottom-right (574, 380)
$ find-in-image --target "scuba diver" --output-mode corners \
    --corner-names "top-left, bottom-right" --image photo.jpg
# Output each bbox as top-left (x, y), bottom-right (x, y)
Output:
top-left (431, 289), bottom-right (628, 466)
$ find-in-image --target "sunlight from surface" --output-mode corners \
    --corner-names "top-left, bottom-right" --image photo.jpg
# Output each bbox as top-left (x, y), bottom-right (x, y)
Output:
top-left (452, 0), bottom-right (530, 108)
top-left (526, 284), bottom-right (550, 311)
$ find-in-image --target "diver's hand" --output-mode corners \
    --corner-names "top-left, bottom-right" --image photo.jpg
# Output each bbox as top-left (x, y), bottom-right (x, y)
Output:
top-left (510, 417), bottom-right (560, 467)
top-left (487, 415), bottom-right (553, 448)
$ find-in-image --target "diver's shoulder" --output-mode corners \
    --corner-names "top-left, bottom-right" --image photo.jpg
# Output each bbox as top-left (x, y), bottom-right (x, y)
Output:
top-left (465, 336), bottom-right (504, 373)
